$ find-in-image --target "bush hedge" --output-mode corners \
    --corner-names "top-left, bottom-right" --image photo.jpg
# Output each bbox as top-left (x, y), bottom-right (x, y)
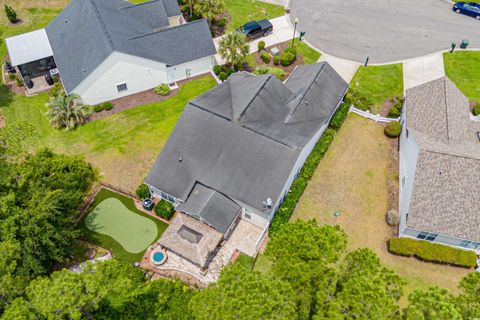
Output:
top-left (344, 89), bottom-right (374, 111)
top-left (280, 52), bottom-right (295, 67)
top-left (269, 102), bottom-right (350, 235)
top-left (387, 106), bottom-right (400, 118)
top-left (154, 83), bottom-right (171, 96)
top-left (473, 103), bottom-right (480, 116)
top-left (102, 101), bottom-right (113, 111)
top-left (154, 200), bottom-right (175, 220)
top-left (273, 55), bottom-right (280, 65)
top-left (213, 65), bottom-right (223, 76)
top-left (388, 238), bottom-right (477, 268)
top-left (284, 47), bottom-right (297, 57)
top-left (384, 122), bottom-right (401, 138)
top-left (258, 40), bottom-right (266, 52)
top-left (261, 52), bottom-right (271, 64)
top-left (135, 184), bottom-right (150, 199)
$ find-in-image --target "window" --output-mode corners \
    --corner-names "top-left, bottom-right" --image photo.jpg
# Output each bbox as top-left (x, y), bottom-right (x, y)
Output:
top-left (244, 213), bottom-right (251, 220)
top-left (425, 233), bottom-right (437, 241)
top-left (167, 195), bottom-right (175, 203)
top-left (460, 240), bottom-right (471, 248)
top-left (467, 242), bottom-right (480, 250)
top-left (160, 192), bottom-right (168, 200)
top-left (417, 231), bottom-right (428, 240)
top-left (116, 83), bottom-right (128, 92)
top-left (401, 176), bottom-right (406, 189)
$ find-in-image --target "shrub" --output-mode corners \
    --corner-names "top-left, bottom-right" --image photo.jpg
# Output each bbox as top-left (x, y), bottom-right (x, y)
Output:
top-left (136, 184), bottom-right (150, 199)
top-left (217, 17), bottom-right (227, 28)
top-left (261, 52), bottom-right (271, 64)
top-left (384, 122), bottom-right (401, 138)
top-left (101, 101), bottom-right (112, 111)
top-left (4, 5), bottom-right (17, 23)
top-left (218, 72), bottom-right (228, 82)
top-left (387, 106), bottom-right (400, 118)
top-left (280, 52), bottom-right (295, 67)
top-left (213, 65), bottom-right (223, 76)
top-left (472, 103), bottom-right (480, 116)
top-left (15, 77), bottom-right (23, 87)
top-left (258, 40), bottom-right (266, 52)
top-left (329, 103), bottom-right (350, 130)
top-left (154, 200), bottom-right (175, 220)
top-left (388, 238), bottom-right (477, 268)
top-left (284, 46), bottom-right (297, 57)
top-left (344, 89), bottom-right (374, 111)
top-left (8, 73), bottom-right (16, 81)
top-left (93, 104), bottom-right (104, 113)
top-left (273, 55), bottom-right (280, 65)
top-left (254, 67), bottom-right (269, 75)
top-left (154, 83), bottom-right (171, 96)
top-left (386, 209), bottom-right (399, 226)
top-left (225, 68), bottom-right (235, 77)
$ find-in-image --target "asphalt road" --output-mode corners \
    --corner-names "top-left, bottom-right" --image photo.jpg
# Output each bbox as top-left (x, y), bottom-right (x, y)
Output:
top-left (290, 0), bottom-right (480, 63)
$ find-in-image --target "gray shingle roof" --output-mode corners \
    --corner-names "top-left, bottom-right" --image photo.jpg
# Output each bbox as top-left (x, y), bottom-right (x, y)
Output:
top-left (46, 0), bottom-right (215, 93)
top-left (405, 77), bottom-right (480, 242)
top-left (145, 63), bottom-right (348, 217)
top-left (176, 183), bottom-right (241, 234)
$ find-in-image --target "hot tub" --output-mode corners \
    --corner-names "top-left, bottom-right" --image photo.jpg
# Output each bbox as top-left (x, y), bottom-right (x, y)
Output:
top-left (150, 249), bottom-right (167, 265)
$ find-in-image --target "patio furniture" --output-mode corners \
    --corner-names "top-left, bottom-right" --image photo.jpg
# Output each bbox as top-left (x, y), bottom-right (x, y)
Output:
top-left (23, 76), bottom-right (34, 89)
top-left (44, 73), bottom-right (54, 86)
top-left (142, 198), bottom-right (154, 211)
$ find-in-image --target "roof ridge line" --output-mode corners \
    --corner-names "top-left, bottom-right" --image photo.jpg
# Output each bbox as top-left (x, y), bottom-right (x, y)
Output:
top-left (189, 101), bottom-right (231, 122)
top-left (290, 63), bottom-right (325, 114)
top-left (241, 123), bottom-right (296, 149)
top-left (128, 19), bottom-right (206, 40)
top-left (423, 148), bottom-right (480, 161)
top-left (443, 77), bottom-right (451, 142)
top-left (89, 0), bottom-right (115, 50)
top-left (235, 75), bottom-right (273, 122)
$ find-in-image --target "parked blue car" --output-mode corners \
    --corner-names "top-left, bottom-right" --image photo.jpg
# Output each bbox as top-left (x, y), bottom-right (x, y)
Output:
top-left (453, 2), bottom-right (480, 19)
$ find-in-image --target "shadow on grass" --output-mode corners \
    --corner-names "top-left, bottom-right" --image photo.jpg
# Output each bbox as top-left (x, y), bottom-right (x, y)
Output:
top-left (0, 84), bottom-right (14, 108)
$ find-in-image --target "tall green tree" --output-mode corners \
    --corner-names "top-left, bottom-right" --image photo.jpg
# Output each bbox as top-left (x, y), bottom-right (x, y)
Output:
top-left (218, 32), bottom-right (249, 69)
top-left (403, 287), bottom-right (462, 320)
top-left (190, 264), bottom-right (297, 320)
top-left (455, 272), bottom-right (480, 319)
top-left (0, 240), bottom-right (27, 308)
top-left (4, 5), bottom-right (17, 23)
top-left (265, 219), bottom-right (348, 265)
top-left (194, 0), bottom-right (224, 26)
top-left (46, 93), bottom-right (90, 131)
top-left (1, 298), bottom-right (36, 320)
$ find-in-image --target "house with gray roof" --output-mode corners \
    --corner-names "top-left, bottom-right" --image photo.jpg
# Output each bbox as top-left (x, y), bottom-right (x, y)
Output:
top-left (399, 77), bottom-right (480, 253)
top-left (145, 63), bottom-right (348, 267)
top-left (5, 0), bottom-right (216, 104)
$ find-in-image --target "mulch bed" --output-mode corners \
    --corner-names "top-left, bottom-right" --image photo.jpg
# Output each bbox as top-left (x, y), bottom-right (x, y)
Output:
top-left (86, 73), bottom-right (208, 122)
top-left (243, 41), bottom-right (304, 78)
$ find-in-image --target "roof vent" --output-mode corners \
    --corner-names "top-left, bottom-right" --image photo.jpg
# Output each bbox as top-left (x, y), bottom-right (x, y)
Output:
top-left (263, 197), bottom-right (273, 208)
top-left (305, 100), bottom-right (309, 105)
top-left (477, 131), bottom-right (480, 142)
top-left (64, 19), bottom-right (68, 23)
top-left (178, 157), bottom-right (183, 162)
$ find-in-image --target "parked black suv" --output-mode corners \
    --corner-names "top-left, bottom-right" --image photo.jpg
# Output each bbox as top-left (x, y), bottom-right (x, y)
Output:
top-left (238, 19), bottom-right (273, 39)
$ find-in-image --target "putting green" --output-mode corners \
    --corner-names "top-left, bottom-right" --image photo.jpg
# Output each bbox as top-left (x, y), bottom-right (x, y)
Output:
top-left (85, 198), bottom-right (158, 253)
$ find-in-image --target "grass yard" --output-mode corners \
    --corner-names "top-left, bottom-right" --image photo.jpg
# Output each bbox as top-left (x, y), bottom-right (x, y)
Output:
top-left (350, 64), bottom-right (404, 114)
top-left (294, 39), bottom-right (321, 64)
top-left (224, 0), bottom-right (285, 32)
top-left (81, 188), bottom-right (168, 263)
top-left (1, 76), bottom-right (216, 191)
top-left (260, 114), bottom-right (469, 303)
top-left (444, 51), bottom-right (480, 103)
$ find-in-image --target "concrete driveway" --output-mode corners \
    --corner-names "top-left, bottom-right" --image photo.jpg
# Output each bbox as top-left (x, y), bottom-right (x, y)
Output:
top-left (290, 0), bottom-right (480, 63)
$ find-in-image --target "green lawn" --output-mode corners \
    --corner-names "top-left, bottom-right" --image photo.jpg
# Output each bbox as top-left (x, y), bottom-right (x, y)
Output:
top-left (444, 51), bottom-right (480, 103)
top-left (349, 64), bottom-right (404, 114)
top-left (224, 0), bottom-right (285, 32)
top-left (1, 76), bottom-right (216, 191)
top-left (295, 39), bottom-right (321, 64)
top-left (235, 253), bottom-right (256, 271)
top-left (81, 188), bottom-right (168, 263)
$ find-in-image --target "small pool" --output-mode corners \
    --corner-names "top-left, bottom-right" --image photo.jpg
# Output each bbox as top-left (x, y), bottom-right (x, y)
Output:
top-left (150, 249), bottom-right (167, 265)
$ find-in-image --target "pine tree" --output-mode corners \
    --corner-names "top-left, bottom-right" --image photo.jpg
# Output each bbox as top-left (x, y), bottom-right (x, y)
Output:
top-left (4, 5), bottom-right (18, 23)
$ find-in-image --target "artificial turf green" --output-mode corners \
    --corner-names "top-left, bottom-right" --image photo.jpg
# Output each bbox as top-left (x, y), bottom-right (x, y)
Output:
top-left (81, 188), bottom-right (168, 263)
top-left (86, 198), bottom-right (158, 253)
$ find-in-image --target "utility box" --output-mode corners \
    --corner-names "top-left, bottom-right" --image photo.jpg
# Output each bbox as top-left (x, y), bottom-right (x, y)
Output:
top-left (461, 39), bottom-right (469, 49)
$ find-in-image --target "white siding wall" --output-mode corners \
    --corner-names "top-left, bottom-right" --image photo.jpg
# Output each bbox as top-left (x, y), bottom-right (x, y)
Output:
top-left (398, 104), bottom-right (420, 236)
top-left (73, 51), bottom-right (214, 105)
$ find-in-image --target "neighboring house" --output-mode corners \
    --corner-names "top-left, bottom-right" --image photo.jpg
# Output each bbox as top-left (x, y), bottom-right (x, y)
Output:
top-left (399, 77), bottom-right (480, 253)
top-left (145, 63), bottom-right (348, 267)
top-left (5, 0), bottom-right (216, 105)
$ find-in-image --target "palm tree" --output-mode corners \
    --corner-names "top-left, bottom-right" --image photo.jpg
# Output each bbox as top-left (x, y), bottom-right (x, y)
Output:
top-left (194, 0), bottom-right (224, 26)
top-left (46, 93), bottom-right (89, 131)
top-left (218, 32), bottom-right (249, 69)
top-left (186, 0), bottom-right (196, 18)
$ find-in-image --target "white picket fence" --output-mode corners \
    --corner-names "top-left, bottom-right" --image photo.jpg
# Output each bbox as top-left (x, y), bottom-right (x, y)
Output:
top-left (349, 106), bottom-right (400, 123)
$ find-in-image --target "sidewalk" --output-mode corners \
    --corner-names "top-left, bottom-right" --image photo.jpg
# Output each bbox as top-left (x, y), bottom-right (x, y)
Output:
top-left (214, 15), bottom-right (295, 65)
top-left (403, 53), bottom-right (445, 91)
top-left (318, 53), bottom-right (360, 83)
